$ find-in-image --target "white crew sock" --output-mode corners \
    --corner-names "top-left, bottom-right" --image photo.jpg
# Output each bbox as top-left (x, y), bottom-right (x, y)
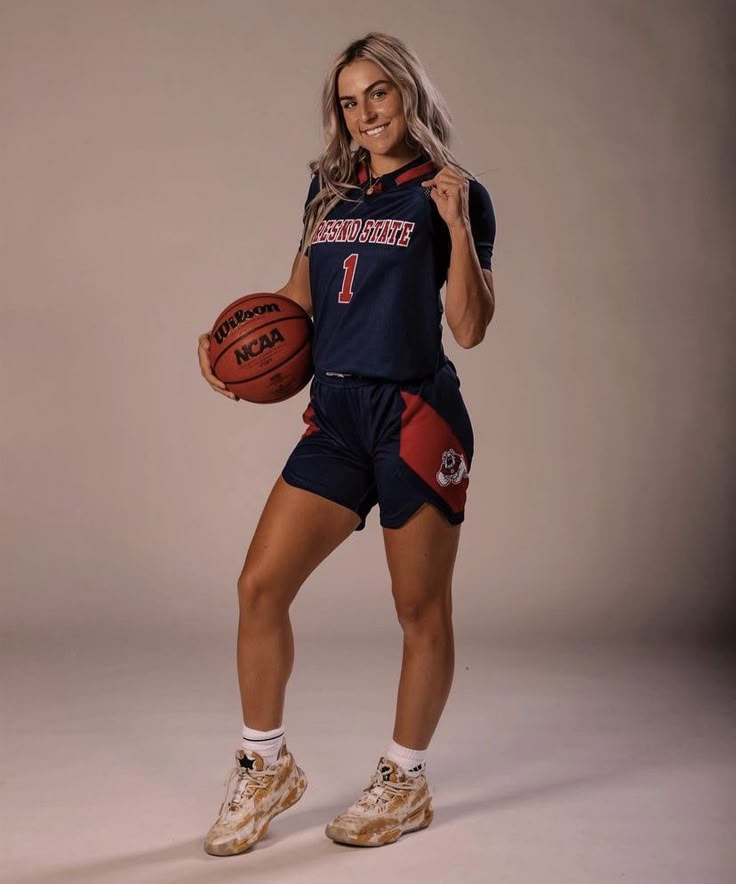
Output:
top-left (386, 739), bottom-right (427, 777)
top-left (240, 723), bottom-right (285, 766)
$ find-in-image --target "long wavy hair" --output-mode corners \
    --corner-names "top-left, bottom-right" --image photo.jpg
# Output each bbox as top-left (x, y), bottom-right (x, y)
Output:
top-left (298, 32), bottom-right (478, 257)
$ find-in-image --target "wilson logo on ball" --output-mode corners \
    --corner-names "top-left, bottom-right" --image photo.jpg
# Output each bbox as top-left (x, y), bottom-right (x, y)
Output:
top-left (208, 292), bottom-right (314, 404)
top-left (213, 302), bottom-right (282, 345)
top-left (234, 328), bottom-right (286, 364)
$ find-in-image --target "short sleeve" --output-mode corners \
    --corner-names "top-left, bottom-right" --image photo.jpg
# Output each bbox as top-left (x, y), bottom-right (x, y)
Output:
top-left (467, 179), bottom-right (496, 270)
top-left (297, 173), bottom-right (321, 255)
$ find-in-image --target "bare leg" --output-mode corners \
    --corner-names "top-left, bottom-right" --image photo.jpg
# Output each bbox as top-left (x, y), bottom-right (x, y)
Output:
top-left (382, 503), bottom-right (461, 749)
top-left (236, 476), bottom-right (360, 729)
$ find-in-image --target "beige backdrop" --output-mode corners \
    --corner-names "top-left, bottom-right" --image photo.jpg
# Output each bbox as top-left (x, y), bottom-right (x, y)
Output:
top-left (2, 0), bottom-right (734, 644)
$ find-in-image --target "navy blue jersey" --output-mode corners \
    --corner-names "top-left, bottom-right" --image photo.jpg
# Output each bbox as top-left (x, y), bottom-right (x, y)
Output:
top-left (298, 152), bottom-right (495, 381)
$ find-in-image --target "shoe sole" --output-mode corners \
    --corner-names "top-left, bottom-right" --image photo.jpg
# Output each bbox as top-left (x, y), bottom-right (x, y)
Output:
top-left (325, 799), bottom-right (433, 847)
top-left (204, 765), bottom-right (308, 856)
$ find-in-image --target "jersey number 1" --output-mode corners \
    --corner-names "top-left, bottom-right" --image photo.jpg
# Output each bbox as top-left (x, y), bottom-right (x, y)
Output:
top-left (338, 253), bottom-right (359, 304)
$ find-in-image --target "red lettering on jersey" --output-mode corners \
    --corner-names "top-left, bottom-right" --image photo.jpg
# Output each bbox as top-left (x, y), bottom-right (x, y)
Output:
top-left (396, 221), bottom-right (415, 247)
top-left (313, 220), bottom-right (328, 244)
top-left (386, 219), bottom-right (404, 246)
top-left (313, 218), bottom-right (415, 249)
top-left (359, 219), bottom-right (375, 243)
top-left (376, 219), bottom-right (392, 244)
top-left (346, 219), bottom-right (361, 242)
top-left (338, 253), bottom-right (359, 303)
top-left (369, 220), bottom-right (385, 243)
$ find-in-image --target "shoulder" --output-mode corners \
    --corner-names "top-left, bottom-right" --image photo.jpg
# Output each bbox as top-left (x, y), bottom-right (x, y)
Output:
top-left (305, 172), bottom-right (320, 202)
top-left (467, 178), bottom-right (494, 213)
top-left (466, 178), bottom-right (496, 239)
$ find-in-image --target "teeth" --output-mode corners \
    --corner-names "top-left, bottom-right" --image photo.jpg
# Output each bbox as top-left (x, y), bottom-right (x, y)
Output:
top-left (365, 123), bottom-right (388, 136)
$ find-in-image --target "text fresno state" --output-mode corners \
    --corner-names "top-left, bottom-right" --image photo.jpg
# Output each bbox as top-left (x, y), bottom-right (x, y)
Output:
top-left (310, 217), bottom-right (415, 248)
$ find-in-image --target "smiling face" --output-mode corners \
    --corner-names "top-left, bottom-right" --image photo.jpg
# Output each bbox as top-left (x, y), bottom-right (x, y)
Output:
top-left (337, 59), bottom-right (413, 170)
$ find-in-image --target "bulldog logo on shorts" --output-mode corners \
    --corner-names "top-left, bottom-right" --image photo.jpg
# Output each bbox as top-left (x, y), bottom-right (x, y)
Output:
top-left (436, 448), bottom-right (469, 487)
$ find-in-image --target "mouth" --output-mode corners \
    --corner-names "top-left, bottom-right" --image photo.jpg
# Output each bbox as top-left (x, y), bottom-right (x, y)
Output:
top-left (362, 122), bottom-right (390, 137)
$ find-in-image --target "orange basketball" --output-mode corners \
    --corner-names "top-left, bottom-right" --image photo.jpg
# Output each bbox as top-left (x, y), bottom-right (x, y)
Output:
top-left (209, 292), bottom-right (313, 404)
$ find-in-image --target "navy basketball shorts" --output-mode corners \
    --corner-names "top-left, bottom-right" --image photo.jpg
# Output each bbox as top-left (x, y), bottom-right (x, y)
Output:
top-left (280, 359), bottom-right (474, 531)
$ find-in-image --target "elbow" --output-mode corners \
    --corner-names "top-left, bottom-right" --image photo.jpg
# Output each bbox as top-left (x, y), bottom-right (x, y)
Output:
top-left (456, 330), bottom-right (485, 349)
top-left (453, 306), bottom-right (494, 349)
top-left (454, 325), bottom-right (485, 349)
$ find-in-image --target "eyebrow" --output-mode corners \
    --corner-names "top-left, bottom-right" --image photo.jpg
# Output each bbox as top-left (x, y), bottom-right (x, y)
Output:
top-left (338, 79), bottom-right (391, 102)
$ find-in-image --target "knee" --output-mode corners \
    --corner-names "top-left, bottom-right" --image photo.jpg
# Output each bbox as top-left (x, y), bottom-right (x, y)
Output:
top-left (394, 591), bottom-right (452, 637)
top-left (237, 570), bottom-right (289, 620)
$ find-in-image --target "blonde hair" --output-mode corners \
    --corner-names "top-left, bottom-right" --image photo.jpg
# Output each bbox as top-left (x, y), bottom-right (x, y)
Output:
top-left (298, 32), bottom-right (477, 257)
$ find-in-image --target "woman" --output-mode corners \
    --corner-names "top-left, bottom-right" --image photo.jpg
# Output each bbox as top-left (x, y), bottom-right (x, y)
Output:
top-left (197, 31), bottom-right (495, 854)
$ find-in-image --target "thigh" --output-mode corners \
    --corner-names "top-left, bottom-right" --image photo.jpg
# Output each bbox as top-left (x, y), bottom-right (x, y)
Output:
top-left (239, 475), bottom-right (360, 609)
top-left (383, 503), bottom-right (461, 616)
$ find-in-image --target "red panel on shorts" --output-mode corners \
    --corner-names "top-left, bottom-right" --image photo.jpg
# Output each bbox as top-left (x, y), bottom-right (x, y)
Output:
top-left (398, 391), bottom-right (470, 514)
top-left (301, 403), bottom-right (319, 438)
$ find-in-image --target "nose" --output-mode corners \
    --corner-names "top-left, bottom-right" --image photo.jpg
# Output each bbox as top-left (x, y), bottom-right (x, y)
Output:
top-left (360, 102), bottom-right (376, 124)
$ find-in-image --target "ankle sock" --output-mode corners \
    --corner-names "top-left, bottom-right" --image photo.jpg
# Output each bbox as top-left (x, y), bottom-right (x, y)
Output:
top-left (240, 723), bottom-right (285, 766)
top-left (386, 739), bottom-right (427, 777)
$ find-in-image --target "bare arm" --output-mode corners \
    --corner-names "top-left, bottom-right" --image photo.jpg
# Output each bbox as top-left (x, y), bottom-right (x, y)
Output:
top-left (445, 223), bottom-right (495, 349)
top-left (275, 250), bottom-right (313, 317)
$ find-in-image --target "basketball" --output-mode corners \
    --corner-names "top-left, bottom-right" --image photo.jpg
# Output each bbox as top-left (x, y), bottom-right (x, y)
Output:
top-left (208, 292), bottom-right (313, 403)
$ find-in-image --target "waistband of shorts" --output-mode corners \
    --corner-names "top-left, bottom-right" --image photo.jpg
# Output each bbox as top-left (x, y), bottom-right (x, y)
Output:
top-left (314, 369), bottom-right (432, 387)
top-left (313, 369), bottom-right (391, 387)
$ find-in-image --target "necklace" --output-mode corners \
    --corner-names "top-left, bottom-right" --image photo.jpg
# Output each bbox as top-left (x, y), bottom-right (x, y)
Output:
top-left (366, 165), bottom-right (381, 195)
top-left (364, 152), bottom-right (422, 194)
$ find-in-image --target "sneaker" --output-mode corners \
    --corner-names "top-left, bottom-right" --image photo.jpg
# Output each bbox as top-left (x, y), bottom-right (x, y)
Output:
top-left (203, 741), bottom-right (308, 855)
top-left (325, 756), bottom-right (433, 847)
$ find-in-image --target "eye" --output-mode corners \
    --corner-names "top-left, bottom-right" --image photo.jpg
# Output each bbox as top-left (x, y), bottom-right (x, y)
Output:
top-left (341, 89), bottom-right (388, 109)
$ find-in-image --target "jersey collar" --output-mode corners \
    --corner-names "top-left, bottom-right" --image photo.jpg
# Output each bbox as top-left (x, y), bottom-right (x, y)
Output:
top-left (357, 152), bottom-right (438, 194)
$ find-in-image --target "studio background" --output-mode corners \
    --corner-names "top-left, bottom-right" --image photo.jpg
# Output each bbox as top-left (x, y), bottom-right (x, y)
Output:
top-left (2, 1), bottom-right (734, 882)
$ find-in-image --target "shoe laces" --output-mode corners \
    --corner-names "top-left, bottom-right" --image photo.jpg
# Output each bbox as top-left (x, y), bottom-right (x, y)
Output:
top-left (222, 763), bottom-right (279, 814)
top-left (352, 770), bottom-right (416, 812)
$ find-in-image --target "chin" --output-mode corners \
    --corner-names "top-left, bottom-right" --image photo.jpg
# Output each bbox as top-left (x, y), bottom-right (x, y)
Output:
top-left (364, 139), bottom-right (404, 155)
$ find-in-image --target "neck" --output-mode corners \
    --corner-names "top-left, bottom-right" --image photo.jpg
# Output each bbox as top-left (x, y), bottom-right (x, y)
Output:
top-left (368, 148), bottom-right (420, 177)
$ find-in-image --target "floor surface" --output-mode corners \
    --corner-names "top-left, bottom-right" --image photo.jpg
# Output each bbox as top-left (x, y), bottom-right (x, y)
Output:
top-left (3, 633), bottom-right (734, 883)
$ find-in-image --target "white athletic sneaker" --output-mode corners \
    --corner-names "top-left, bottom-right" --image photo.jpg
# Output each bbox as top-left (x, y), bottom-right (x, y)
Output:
top-left (204, 741), bottom-right (308, 855)
top-left (325, 756), bottom-right (433, 847)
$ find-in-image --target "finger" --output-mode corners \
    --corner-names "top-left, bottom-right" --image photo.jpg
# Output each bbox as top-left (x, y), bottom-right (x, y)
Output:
top-left (426, 176), bottom-right (456, 195)
top-left (198, 344), bottom-right (227, 389)
top-left (206, 372), bottom-right (227, 390)
top-left (435, 168), bottom-right (465, 188)
top-left (199, 355), bottom-right (225, 387)
top-left (211, 383), bottom-right (238, 400)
